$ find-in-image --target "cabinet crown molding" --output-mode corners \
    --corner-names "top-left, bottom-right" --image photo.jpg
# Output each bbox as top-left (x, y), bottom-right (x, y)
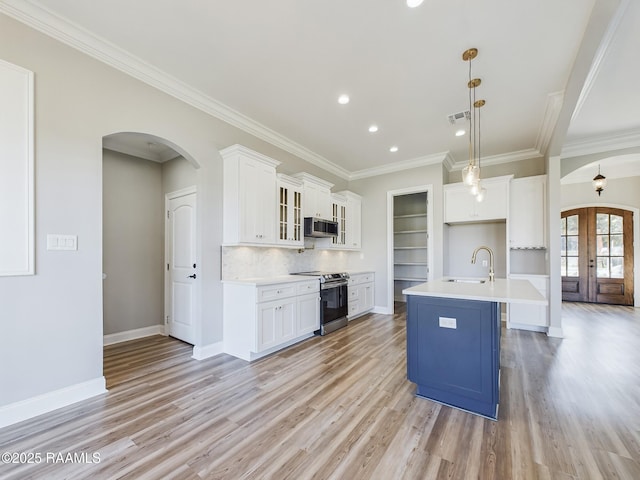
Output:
top-left (219, 144), bottom-right (281, 168)
top-left (276, 173), bottom-right (303, 186)
top-left (335, 190), bottom-right (362, 200)
top-left (291, 172), bottom-right (334, 189)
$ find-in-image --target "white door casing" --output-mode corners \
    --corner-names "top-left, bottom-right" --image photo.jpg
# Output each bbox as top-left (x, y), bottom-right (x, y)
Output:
top-left (166, 188), bottom-right (197, 344)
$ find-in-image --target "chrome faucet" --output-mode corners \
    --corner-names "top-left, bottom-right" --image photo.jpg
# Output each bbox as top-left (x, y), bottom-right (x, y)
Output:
top-left (471, 246), bottom-right (495, 282)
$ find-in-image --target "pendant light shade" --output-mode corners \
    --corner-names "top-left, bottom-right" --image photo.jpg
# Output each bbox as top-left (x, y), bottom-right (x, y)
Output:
top-left (462, 164), bottom-right (479, 186)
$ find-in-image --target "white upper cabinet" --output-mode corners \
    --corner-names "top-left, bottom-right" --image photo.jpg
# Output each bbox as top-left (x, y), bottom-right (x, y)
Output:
top-left (221, 145), bottom-right (280, 245)
top-left (337, 190), bottom-right (362, 250)
top-left (509, 175), bottom-right (547, 249)
top-left (329, 193), bottom-right (347, 248)
top-left (292, 172), bottom-right (333, 219)
top-left (276, 174), bottom-right (304, 247)
top-left (444, 175), bottom-right (511, 224)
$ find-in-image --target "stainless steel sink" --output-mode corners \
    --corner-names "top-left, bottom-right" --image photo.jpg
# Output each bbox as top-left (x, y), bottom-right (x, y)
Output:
top-left (445, 278), bottom-right (486, 284)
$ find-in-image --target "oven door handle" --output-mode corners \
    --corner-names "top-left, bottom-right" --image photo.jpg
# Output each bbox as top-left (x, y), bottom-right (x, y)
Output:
top-left (321, 280), bottom-right (348, 290)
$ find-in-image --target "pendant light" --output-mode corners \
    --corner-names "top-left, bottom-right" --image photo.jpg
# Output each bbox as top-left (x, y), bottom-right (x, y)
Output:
top-left (461, 48), bottom-right (486, 202)
top-left (592, 165), bottom-right (606, 196)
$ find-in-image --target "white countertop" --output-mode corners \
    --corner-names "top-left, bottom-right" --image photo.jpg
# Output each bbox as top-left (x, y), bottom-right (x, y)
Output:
top-left (222, 275), bottom-right (319, 286)
top-left (402, 278), bottom-right (547, 305)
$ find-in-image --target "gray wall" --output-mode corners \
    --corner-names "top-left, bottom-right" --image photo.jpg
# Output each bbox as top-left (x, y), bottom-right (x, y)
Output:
top-left (561, 176), bottom-right (640, 209)
top-left (347, 162), bottom-right (445, 312)
top-left (0, 13), bottom-right (337, 410)
top-left (102, 150), bottom-right (164, 335)
top-left (444, 222), bottom-right (507, 278)
top-left (163, 156), bottom-right (198, 194)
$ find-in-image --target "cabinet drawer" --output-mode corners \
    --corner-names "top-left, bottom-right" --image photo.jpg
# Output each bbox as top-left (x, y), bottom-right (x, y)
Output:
top-left (349, 273), bottom-right (373, 286)
top-left (296, 280), bottom-right (319, 295)
top-left (348, 300), bottom-right (360, 316)
top-left (257, 283), bottom-right (297, 302)
top-left (349, 288), bottom-right (359, 300)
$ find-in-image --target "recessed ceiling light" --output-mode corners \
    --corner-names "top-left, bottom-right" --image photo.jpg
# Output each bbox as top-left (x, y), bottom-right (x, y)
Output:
top-left (389, 146), bottom-right (399, 153)
top-left (368, 125), bottom-right (379, 133)
top-left (455, 129), bottom-right (466, 137)
top-left (338, 94), bottom-right (350, 105)
top-left (407, 0), bottom-right (424, 8)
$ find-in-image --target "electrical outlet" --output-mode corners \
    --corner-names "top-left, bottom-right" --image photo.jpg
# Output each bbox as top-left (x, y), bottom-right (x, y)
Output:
top-left (482, 260), bottom-right (488, 267)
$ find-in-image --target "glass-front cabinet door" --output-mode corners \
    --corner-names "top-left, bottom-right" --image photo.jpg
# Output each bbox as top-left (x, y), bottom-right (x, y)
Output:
top-left (277, 175), bottom-right (303, 247)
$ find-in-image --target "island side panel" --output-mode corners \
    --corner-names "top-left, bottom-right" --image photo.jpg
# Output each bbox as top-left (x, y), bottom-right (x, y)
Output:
top-left (406, 295), bottom-right (500, 419)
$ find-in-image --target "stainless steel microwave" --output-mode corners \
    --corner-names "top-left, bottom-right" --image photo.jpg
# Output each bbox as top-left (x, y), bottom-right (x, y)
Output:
top-left (304, 217), bottom-right (339, 238)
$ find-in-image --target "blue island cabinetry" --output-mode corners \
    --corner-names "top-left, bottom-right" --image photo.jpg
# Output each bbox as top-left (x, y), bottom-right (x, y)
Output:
top-left (406, 295), bottom-right (501, 420)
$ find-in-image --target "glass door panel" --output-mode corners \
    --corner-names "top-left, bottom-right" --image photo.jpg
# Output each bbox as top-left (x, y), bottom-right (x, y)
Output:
top-left (561, 207), bottom-right (634, 305)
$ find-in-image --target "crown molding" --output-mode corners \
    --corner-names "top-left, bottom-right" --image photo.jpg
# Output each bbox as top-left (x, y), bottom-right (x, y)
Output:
top-left (447, 148), bottom-right (542, 172)
top-left (0, 0), bottom-right (351, 180)
top-left (535, 91), bottom-right (564, 155)
top-left (348, 152), bottom-right (451, 181)
top-left (561, 128), bottom-right (640, 158)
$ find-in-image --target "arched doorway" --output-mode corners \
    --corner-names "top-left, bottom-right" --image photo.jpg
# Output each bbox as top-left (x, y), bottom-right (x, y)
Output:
top-left (102, 132), bottom-right (200, 356)
top-left (561, 206), bottom-right (634, 305)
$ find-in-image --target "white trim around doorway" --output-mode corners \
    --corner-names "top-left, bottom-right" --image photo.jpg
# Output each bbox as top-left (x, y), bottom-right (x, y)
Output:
top-left (386, 185), bottom-right (434, 315)
top-left (562, 202), bottom-right (640, 307)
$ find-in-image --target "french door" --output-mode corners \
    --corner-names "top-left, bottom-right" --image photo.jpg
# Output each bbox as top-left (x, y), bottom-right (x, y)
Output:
top-left (561, 207), bottom-right (634, 305)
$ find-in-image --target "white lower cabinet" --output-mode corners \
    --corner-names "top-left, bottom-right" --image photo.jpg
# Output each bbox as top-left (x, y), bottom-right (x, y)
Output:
top-left (224, 278), bottom-right (320, 361)
top-left (257, 298), bottom-right (297, 352)
top-left (348, 273), bottom-right (375, 319)
top-left (298, 293), bottom-right (321, 336)
top-left (507, 274), bottom-right (549, 331)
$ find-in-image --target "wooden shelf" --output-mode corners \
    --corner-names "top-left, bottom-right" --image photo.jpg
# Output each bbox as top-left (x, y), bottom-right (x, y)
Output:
top-left (394, 192), bottom-right (429, 292)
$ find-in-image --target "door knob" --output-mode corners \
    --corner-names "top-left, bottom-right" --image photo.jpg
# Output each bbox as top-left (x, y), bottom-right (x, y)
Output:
top-left (188, 274), bottom-right (197, 279)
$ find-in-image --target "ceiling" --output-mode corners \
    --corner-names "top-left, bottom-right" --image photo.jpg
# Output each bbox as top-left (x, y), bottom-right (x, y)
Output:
top-left (2, 0), bottom-right (639, 179)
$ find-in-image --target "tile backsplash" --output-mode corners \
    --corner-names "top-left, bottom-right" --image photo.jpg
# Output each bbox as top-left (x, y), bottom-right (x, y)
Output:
top-left (222, 245), bottom-right (358, 280)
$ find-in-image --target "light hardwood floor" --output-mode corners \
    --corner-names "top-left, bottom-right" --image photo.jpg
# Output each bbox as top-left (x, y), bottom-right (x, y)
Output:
top-left (1, 302), bottom-right (639, 479)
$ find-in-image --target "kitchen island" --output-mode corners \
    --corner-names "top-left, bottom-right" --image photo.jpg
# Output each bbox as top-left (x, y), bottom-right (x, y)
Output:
top-left (402, 278), bottom-right (546, 420)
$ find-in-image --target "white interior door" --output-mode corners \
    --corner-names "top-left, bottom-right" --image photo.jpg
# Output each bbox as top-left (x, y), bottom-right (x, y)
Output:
top-left (166, 190), bottom-right (197, 344)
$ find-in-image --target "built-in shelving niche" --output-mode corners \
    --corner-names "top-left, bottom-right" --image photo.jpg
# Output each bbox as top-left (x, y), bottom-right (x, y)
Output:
top-left (393, 192), bottom-right (428, 302)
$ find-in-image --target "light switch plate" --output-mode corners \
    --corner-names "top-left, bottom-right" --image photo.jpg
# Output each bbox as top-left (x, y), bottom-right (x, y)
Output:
top-left (47, 234), bottom-right (78, 251)
top-left (439, 316), bottom-right (457, 329)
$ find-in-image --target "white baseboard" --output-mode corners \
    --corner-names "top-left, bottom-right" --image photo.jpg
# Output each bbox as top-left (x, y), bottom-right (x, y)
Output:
top-left (508, 322), bottom-right (547, 333)
top-left (547, 326), bottom-right (564, 338)
top-left (103, 325), bottom-right (165, 346)
top-left (372, 306), bottom-right (393, 315)
top-left (192, 341), bottom-right (224, 360)
top-left (0, 377), bottom-right (107, 429)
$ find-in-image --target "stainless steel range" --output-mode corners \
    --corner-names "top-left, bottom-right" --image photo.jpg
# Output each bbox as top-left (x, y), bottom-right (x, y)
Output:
top-left (292, 271), bottom-right (349, 335)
